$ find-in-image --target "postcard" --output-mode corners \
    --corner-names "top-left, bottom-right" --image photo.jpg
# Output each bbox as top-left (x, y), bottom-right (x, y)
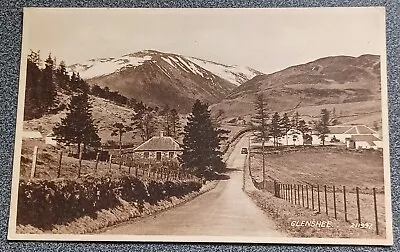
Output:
top-left (8, 7), bottom-right (393, 245)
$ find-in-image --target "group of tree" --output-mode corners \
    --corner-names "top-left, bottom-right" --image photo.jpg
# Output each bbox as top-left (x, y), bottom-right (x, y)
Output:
top-left (179, 100), bottom-right (229, 179)
top-left (91, 84), bottom-right (129, 106)
top-left (251, 93), bottom-right (332, 148)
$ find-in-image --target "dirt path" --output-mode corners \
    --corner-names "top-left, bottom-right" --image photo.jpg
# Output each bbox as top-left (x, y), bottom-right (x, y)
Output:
top-left (102, 136), bottom-right (284, 237)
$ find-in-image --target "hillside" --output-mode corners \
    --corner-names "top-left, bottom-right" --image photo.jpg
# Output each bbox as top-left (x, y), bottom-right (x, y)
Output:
top-left (212, 54), bottom-right (382, 127)
top-left (23, 94), bottom-right (137, 145)
top-left (69, 50), bottom-right (262, 112)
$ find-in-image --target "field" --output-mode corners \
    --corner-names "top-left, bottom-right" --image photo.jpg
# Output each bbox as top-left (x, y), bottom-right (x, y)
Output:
top-left (248, 147), bottom-right (387, 238)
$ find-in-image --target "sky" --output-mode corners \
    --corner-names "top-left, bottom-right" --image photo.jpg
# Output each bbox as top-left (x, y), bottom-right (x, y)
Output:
top-left (23, 7), bottom-right (385, 74)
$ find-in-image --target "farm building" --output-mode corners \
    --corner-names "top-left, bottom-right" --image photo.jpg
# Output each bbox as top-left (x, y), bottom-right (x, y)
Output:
top-left (45, 133), bottom-right (58, 146)
top-left (326, 125), bottom-right (379, 143)
top-left (346, 135), bottom-right (383, 150)
top-left (133, 132), bottom-right (182, 161)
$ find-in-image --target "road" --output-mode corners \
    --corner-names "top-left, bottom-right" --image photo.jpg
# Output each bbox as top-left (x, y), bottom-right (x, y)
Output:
top-left (103, 136), bottom-right (284, 237)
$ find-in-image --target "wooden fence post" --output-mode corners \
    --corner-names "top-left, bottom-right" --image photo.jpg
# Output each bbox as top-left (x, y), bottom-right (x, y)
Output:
top-left (373, 188), bottom-right (379, 235)
top-left (324, 185), bottom-right (328, 215)
top-left (95, 152), bottom-right (99, 173)
top-left (317, 184), bottom-right (321, 213)
top-left (30, 146), bottom-right (38, 179)
top-left (135, 165), bottom-right (139, 177)
top-left (294, 184), bottom-right (297, 204)
top-left (333, 185), bottom-right (337, 219)
top-left (356, 187), bottom-right (361, 224)
top-left (109, 154), bottom-right (112, 171)
top-left (343, 185), bottom-right (348, 222)
top-left (311, 185), bottom-right (314, 210)
top-left (306, 185), bottom-right (309, 209)
top-left (57, 150), bottom-right (63, 178)
top-left (301, 185), bottom-right (304, 207)
top-left (78, 151), bottom-right (82, 178)
top-left (297, 184), bottom-right (301, 205)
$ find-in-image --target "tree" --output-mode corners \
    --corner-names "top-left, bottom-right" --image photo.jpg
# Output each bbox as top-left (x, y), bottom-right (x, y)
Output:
top-left (24, 50), bottom-right (43, 119)
top-left (55, 60), bottom-right (70, 91)
top-left (169, 108), bottom-right (181, 139)
top-left (280, 113), bottom-right (291, 146)
top-left (316, 108), bottom-right (330, 146)
top-left (270, 112), bottom-right (282, 147)
top-left (53, 92), bottom-right (101, 156)
top-left (252, 93), bottom-right (269, 188)
top-left (132, 102), bottom-right (158, 141)
top-left (111, 122), bottom-right (133, 170)
top-left (291, 111), bottom-right (300, 129)
top-left (41, 54), bottom-right (57, 109)
top-left (180, 100), bottom-right (225, 178)
top-left (297, 119), bottom-right (310, 145)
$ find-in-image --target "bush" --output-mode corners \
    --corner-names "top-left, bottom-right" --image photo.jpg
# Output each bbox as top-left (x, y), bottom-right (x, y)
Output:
top-left (17, 175), bottom-right (201, 229)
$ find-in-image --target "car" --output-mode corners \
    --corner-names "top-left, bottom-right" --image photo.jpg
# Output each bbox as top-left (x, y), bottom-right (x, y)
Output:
top-left (240, 147), bottom-right (248, 154)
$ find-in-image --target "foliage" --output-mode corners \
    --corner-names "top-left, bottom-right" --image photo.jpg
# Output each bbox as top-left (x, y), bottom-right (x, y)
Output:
top-left (160, 105), bottom-right (182, 139)
top-left (270, 112), bottom-right (282, 147)
top-left (91, 84), bottom-right (129, 106)
top-left (252, 93), bottom-right (270, 143)
top-left (180, 100), bottom-right (226, 178)
top-left (316, 108), bottom-right (331, 146)
top-left (132, 102), bottom-right (158, 141)
top-left (17, 175), bottom-right (202, 229)
top-left (53, 92), bottom-right (101, 155)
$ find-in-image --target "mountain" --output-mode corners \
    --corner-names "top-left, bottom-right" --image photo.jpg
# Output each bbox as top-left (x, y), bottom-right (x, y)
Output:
top-left (68, 50), bottom-right (262, 112)
top-left (187, 57), bottom-right (262, 86)
top-left (212, 54), bottom-right (382, 127)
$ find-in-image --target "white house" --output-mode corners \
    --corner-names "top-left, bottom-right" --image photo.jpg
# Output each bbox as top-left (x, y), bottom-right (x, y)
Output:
top-left (279, 129), bottom-right (304, 146)
top-left (133, 132), bottom-right (182, 161)
top-left (326, 125), bottom-right (379, 143)
top-left (45, 133), bottom-right (58, 146)
top-left (346, 135), bottom-right (383, 150)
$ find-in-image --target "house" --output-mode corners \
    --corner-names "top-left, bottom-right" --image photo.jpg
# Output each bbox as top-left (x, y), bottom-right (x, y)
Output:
top-left (326, 125), bottom-right (379, 143)
top-left (346, 135), bottom-right (383, 150)
top-left (279, 129), bottom-right (304, 146)
top-left (133, 132), bottom-right (183, 161)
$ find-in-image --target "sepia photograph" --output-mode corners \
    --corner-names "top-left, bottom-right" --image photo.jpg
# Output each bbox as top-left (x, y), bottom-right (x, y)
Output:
top-left (8, 7), bottom-right (392, 245)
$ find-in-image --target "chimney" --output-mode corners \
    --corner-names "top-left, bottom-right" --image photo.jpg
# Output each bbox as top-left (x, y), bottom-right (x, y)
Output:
top-left (160, 131), bottom-right (164, 137)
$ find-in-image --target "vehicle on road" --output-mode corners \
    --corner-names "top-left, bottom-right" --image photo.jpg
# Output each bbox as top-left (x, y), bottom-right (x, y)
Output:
top-left (240, 147), bottom-right (248, 154)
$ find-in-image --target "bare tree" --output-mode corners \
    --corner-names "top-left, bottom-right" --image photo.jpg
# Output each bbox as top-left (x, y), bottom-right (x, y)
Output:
top-left (111, 122), bottom-right (133, 170)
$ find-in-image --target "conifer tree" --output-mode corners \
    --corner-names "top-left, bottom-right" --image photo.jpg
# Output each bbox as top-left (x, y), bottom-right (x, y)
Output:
top-left (24, 50), bottom-right (43, 119)
top-left (270, 112), bottom-right (281, 147)
top-left (316, 108), bottom-right (330, 146)
top-left (53, 91), bottom-right (101, 156)
top-left (41, 54), bottom-right (57, 109)
top-left (180, 100), bottom-right (224, 178)
top-left (170, 108), bottom-right (181, 139)
top-left (280, 113), bottom-right (291, 145)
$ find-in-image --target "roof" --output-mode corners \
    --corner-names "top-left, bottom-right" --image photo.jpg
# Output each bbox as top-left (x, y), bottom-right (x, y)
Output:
top-left (21, 131), bottom-right (42, 139)
top-left (328, 125), bottom-right (378, 135)
top-left (350, 134), bottom-right (381, 146)
top-left (134, 136), bottom-right (182, 151)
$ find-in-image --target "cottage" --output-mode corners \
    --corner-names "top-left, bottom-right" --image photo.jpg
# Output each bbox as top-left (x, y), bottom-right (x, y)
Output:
top-left (326, 125), bottom-right (379, 143)
top-left (133, 132), bottom-right (182, 161)
top-left (45, 133), bottom-right (58, 146)
top-left (279, 129), bottom-right (304, 146)
top-left (346, 135), bottom-right (383, 150)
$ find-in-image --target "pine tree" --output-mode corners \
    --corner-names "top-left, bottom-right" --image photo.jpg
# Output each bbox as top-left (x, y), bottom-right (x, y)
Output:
top-left (53, 92), bottom-right (101, 156)
top-left (55, 60), bottom-right (70, 91)
top-left (132, 102), bottom-right (158, 141)
top-left (170, 108), bottom-right (181, 139)
top-left (24, 50), bottom-right (43, 119)
top-left (180, 100), bottom-right (224, 178)
top-left (270, 112), bottom-right (281, 147)
top-left (297, 119), bottom-right (310, 145)
top-left (41, 54), bottom-right (57, 109)
top-left (280, 113), bottom-right (291, 146)
top-left (252, 93), bottom-right (269, 188)
top-left (111, 122), bottom-right (133, 170)
top-left (316, 108), bottom-right (330, 146)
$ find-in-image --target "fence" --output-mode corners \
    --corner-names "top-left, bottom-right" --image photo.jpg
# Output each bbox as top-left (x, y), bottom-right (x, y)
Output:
top-left (25, 145), bottom-right (198, 182)
top-left (271, 181), bottom-right (383, 235)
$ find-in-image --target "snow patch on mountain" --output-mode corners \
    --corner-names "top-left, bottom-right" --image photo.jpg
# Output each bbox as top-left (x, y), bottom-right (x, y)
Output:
top-left (69, 55), bottom-right (152, 79)
top-left (187, 57), bottom-right (261, 86)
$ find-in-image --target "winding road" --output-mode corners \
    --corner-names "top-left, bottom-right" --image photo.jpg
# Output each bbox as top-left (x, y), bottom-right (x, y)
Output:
top-left (103, 136), bottom-right (284, 237)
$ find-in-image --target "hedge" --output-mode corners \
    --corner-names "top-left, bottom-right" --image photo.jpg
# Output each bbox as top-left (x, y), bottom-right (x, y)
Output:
top-left (17, 175), bottom-right (201, 229)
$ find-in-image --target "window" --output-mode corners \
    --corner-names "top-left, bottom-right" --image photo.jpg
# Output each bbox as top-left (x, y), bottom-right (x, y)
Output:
top-left (156, 152), bottom-right (162, 161)
top-left (144, 152), bottom-right (149, 158)
top-left (169, 152), bottom-right (174, 159)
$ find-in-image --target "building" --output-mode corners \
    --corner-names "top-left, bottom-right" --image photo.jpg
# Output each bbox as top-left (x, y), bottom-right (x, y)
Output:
top-left (45, 133), bottom-right (58, 146)
top-left (346, 135), bottom-right (383, 150)
top-left (279, 129), bottom-right (304, 146)
top-left (133, 132), bottom-right (182, 161)
top-left (326, 125), bottom-right (379, 143)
